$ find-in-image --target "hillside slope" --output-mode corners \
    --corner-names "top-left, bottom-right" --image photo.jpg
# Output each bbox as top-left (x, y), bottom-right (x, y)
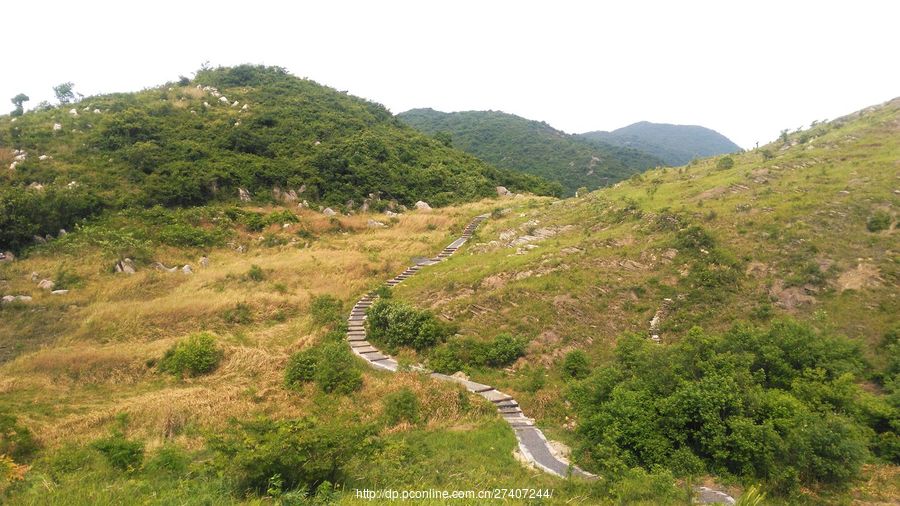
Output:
top-left (397, 108), bottom-right (661, 195)
top-left (0, 65), bottom-right (557, 252)
top-left (580, 121), bottom-right (741, 166)
top-left (391, 98), bottom-right (899, 502)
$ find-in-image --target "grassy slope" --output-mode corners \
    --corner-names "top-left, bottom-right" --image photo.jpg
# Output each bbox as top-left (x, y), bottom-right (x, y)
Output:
top-left (397, 109), bottom-right (662, 195)
top-left (392, 99), bottom-right (899, 502)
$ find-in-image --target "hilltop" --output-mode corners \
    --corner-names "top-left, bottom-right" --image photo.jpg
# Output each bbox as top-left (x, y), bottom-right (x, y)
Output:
top-left (580, 121), bottom-right (741, 166)
top-left (0, 65), bottom-right (558, 252)
top-left (397, 108), bottom-right (661, 195)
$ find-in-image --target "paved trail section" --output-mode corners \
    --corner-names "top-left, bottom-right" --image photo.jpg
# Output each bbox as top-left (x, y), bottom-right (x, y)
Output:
top-left (346, 214), bottom-right (595, 479)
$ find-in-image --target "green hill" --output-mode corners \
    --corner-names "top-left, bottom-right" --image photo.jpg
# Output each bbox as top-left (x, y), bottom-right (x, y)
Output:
top-left (397, 108), bottom-right (662, 195)
top-left (580, 121), bottom-right (741, 166)
top-left (0, 65), bottom-right (557, 252)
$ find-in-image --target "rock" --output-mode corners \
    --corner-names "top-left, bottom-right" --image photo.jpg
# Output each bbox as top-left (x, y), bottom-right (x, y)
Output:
top-left (238, 188), bottom-right (251, 202)
top-left (219, 96), bottom-right (229, 103)
top-left (115, 258), bottom-right (136, 274)
top-left (496, 186), bottom-right (512, 197)
top-left (367, 219), bottom-right (386, 228)
top-left (299, 200), bottom-right (310, 208)
top-left (1, 295), bottom-right (15, 304)
top-left (514, 193), bottom-right (524, 198)
top-left (693, 486), bottom-right (736, 505)
top-left (662, 248), bottom-right (678, 260)
top-left (152, 262), bottom-right (178, 273)
top-left (414, 201), bottom-right (432, 211)
top-left (39, 154), bottom-right (51, 161)
top-left (231, 100), bottom-right (239, 107)
top-left (182, 265), bottom-right (193, 275)
top-left (53, 123), bottom-right (62, 131)
top-left (28, 182), bottom-right (44, 191)
top-left (0, 251), bottom-right (14, 262)
top-left (385, 210), bottom-right (398, 218)
top-left (451, 371), bottom-right (470, 381)
top-left (31, 272), bottom-right (39, 282)
top-left (38, 279), bottom-right (55, 290)
top-left (51, 289), bottom-right (69, 295)
top-left (203, 101), bottom-right (210, 108)
top-left (16, 295), bottom-right (32, 302)
top-left (241, 104), bottom-right (249, 110)
top-left (68, 108), bottom-right (78, 116)
top-left (59, 229), bottom-right (67, 236)
top-left (33, 235), bottom-right (46, 244)
top-left (322, 207), bottom-right (337, 216)
top-left (199, 256), bottom-right (210, 268)
top-left (93, 109), bottom-right (101, 114)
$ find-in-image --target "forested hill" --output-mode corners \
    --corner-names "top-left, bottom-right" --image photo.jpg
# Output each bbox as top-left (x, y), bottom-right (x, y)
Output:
top-left (579, 121), bottom-right (741, 166)
top-left (0, 65), bottom-right (558, 251)
top-left (397, 108), bottom-right (662, 195)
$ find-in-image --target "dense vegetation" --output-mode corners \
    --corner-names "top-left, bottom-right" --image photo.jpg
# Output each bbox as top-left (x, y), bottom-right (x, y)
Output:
top-left (579, 121), bottom-right (741, 167)
top-left (0, 65), bottom-right (559, 252)
top-left (569, 322), bottom-right (896, 492)
top-left (398, 108), bottom-right (661, 195)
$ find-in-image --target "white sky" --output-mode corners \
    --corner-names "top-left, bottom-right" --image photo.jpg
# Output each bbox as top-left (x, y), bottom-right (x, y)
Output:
top-left (3, 0), bottom-right (898, 148)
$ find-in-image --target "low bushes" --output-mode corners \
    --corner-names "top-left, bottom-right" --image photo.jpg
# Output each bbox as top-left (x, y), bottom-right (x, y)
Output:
top-left (159, 332), bottom-right (223, 377)
top-left (366, 299), bottom-right (454, 351)
top-left (284, 342), bottom-right (361, 395)
top-left (428, 334), bottom-right (527, 373)
top-left (91, 434), bottom-right (144, 471)
top-left (384, 389), bottom-right (420, 425)
top-left (309, 295), bottom-right (344, 328)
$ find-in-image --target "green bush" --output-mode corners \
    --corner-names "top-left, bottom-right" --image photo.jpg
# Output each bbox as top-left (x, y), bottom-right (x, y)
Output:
top-left (481, 333), bottom-right (526, 367)
top-left (315, 343), bottom-right (361, 394)
top-left (91, 434), bottom-right (144, 471)
top-left (309, 295), bottom-right (344, 328)
top-left (145, 444), bottom-right (190, 474)
top-left (284, 348), bottom-right (319, 388)
top-left (0, 413), bottom-right (39, 462)
top-left (159, 332), bottom-right (223, 377)
top-left (866, 211), bottom-right (892, 232)
top-left (366, 299), bottom-right (453, 351)
top-left (716, 156), bottom-right (735, 170)
top-left (562, 350), bottom-right (590, 379)
top-left (384, 389), bottom-right (420, 425)
top-left (208, 416), bottom-right (376, 496)
top-left (246, 264), bottom-right (265, 282)
top-left (242, 213), bottom-right (268, 232)
top-left (223, 302), bottom-right (253, 324)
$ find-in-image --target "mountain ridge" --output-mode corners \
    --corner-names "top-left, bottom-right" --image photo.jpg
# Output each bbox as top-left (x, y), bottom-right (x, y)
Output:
top-left (579, 120), bottom-right (741, 166)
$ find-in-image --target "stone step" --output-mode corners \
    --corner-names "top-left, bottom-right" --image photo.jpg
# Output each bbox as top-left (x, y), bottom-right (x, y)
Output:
top-left (371, 358), bottom-right (399, 371)
top-left (348, 335), bottom-right (367, 342)
top-left (365, 353), bottom-right (390, 362)
top-left (347, 330), bottom-right (367, 335)
top-left (481, 390), bottom-right (514, 403)
top-left (498, 407), bottom-right (523, 415)
top-left (349, 340), bottom-right (371, 348)
top-left (355, 346), bottom-right (380, 354)
top-left (495, 400), bottom-right (519, 409)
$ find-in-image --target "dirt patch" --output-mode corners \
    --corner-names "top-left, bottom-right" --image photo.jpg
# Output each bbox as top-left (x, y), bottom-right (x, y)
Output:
top-left (697, 186), bottom-right (727, 200)
top-left (481, 274), bottom-right (506, 290)
top-left (837, 263), bottom-right (884, 292)
top-left (770, 280), bottom-right (816, 310)
top-left (745, 261), bottom-right (769, 278)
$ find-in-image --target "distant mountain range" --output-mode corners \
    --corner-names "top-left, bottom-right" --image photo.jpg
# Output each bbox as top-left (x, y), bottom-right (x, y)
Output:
top-left (579, 121), bottom-right (741, 166)
top-left (397, 109), bottom-right (661, 195)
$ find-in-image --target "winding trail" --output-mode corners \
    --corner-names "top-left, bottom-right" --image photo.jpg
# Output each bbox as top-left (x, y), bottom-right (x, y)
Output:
top-left (346, 214), bottom-right (595, 479)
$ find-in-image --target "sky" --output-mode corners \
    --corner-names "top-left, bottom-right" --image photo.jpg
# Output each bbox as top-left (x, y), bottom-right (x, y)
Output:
top-left (3, 0), bottom-right (898, 148)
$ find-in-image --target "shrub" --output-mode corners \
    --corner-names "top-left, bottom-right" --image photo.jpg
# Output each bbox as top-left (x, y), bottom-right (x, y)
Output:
top-left (208, 416), bottom-right (376, 496)
top-left (246, 264), bottom-right (265, 281)
top-left (315, 343), bottom-right (361, 394)
top-left (0, 413), bottom-right (39, 462)
top-left (866, 211), bottom-right (892, 232)
top-left (223, 302), bottom-right (253, 324)
top-left (716, 156), bottom-right (735, 170)
top-left (242, 213), bottom-right (268, 232)
top-left (309, 295), bottom-right (344, 328)
top-left (481, 334), bottom-right (526, 367)
top-left (383, 389), bottom-right (420, 425)
top-left (92, 434), bottom-right (144, 471)
top-left (284, 348), bottom-right (319, 388)
top-left (159, 332), bottom-right (223, 377)
top-left (145, 444), bottom-right (190, 474)
top-left (562, 350), bottom-right (590, 379)
top-left (366, 299), bottom-right (453, 351)
top-left (428, 343), bottom-right (465, 374)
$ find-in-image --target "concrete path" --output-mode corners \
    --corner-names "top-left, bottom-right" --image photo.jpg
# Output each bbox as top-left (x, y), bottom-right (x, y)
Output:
top-left (346, 214), bottom-right (596, 479)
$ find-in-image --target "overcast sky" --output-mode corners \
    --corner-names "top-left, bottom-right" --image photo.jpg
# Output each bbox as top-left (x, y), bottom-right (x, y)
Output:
top-left (3, 0), bottom-right (898, 148)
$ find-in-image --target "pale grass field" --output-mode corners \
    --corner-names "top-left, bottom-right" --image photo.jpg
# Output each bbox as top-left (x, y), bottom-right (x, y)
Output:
top-left (0, 200), bottom-right (500, 450)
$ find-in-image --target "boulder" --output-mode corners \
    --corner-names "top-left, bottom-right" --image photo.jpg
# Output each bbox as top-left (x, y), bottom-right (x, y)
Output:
top-left (1, 295), bottom-right (31, 304)
top-left (414, 201), bottom-right (432, 211)
top-left (238, 188), bottom-right (251, 202)
top-left (367, 219), bottom-right (386, 228)
top-left (16, 295), bottom-right (32, 302)
top-left (39, 155), bottom-right (51, 161)
top-left (219, 96), bottom-right (229, 103)
top-left (182, 265), bottom-right (193, 275)
top-left (93, 109), bottom-right (101, 114)
top-left (33, 235), bottom-right (46, 244)
top-left (299, 200), bottom-right (310, 208)
top-left (59, 229), bottom-right (67, 236)
top-left (31, 272), bottom-right (39, 282)
top-left (53, 123), bottom-right (62, 131)
top-left (116, 258), bottom-right (137, 274)
top-left (1, 295), bottom-right (15, 304)
top-left (152, 262), bottom-right (178, 273)
top-left (241, 104), bottom-right (249, 110)
top-left (0, 251), bottom-right (14, 263)
top-left (385, 210), bottom-right (398, 218)
top-left (232, 100), bottom-right (239, 107)
top-left (68, 108), bottom-right (78, 116)
top-left (322, 207), bottom-right (337, 216)
top-left (496, 186), bottom-right (512, 197)
top-left (38, 279), bottom-right (55, 290)
top-left (199, 256), bottom-right (210, 268)
top-left (51, 289), bottom-right (69, 295)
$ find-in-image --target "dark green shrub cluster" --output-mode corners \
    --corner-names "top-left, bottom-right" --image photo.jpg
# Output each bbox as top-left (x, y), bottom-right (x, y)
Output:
top-left (284, 343), bottom-right (361, 395)
top-left (145, 444), bottom-right (190, 474)
top-left (866, 211), bottom-right (892, 232)
top-left (223, 302), bottom-right (253, 324)
top-left (207, 416), bottom-right (376, 496)
top-left (366, 299), bottom-right (454, 351)
top-left (716, 155), bottom-right (735, 170)
top-left (383, 389), bottom-right (420, 425)
top-left (309, 295), bottom-right (344, 328)
top-left (562, 350), bottom-right (590, 379)
top-left (159, 332), bottom-right (223, 377)
top-left (0, 413), bottom-right (39, 462)
top-left (428, 334), bottom-right (526, 373)
top-left (91, 434), bottom-right (144, 471)
top-left (245, 264), bottom-right (265, 282)
top-left (0, 186), bottom-right (103, 253)
top-left (569, 321), bottom-right (890, 493)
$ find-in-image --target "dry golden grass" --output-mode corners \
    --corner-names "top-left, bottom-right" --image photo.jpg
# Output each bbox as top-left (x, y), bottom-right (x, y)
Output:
top-left (0, 200), bottom-right (500, 451)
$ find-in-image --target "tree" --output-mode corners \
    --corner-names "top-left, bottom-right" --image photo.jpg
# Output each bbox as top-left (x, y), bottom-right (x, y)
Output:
top-left (10, 93), bottom-right (29, 117)
top-left (779, 129), bottom-right (789, 144)
top-left (53, 82), bottom-right (75, 104)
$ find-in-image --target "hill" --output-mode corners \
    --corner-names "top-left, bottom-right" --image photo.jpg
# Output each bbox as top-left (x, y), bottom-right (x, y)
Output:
top-left (397, 108), bottom-right (662, 195)
top-left (580, 121), bottom-right (741, 166)
top-left (0, 65), bottom-right (558, 252)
